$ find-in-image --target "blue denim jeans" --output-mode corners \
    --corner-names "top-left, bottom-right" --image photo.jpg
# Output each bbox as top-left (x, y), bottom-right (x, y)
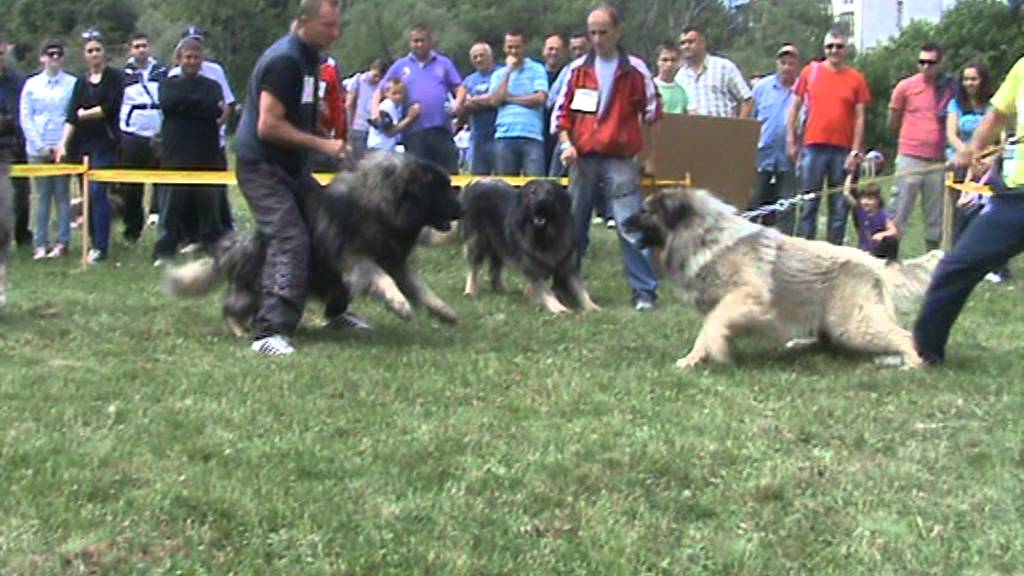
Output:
top-left (569, 155), bottom-right (658, 302)
top-left (470, 138), bottom-right (496, 176)
top-left (913, 192), bottom-right (1024, 363)
top-left (30, 156), bottom-right (71, 248)
top-left (494, 137), bottom-right (545, 177)
top-left (87, 149), bottom-right (116, 253)
top-left (798, 145), bottom-right (850, 244)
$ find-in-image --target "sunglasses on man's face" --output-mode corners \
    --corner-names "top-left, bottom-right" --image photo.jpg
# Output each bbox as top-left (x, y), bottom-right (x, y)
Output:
top-left (825, 43), bottom-right (845, 50)
top-left (46, 50), bottom-right (64, 58)
top-left (918, 59), bottom-right (938, 66)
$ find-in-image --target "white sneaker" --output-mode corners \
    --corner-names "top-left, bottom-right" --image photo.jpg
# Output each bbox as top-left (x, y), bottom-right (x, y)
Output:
top-left (326, 311), bottom-right (374, 331)
top-left (33, 247), bottom-right (47, 261)
top-left (591, 216), bottom-right (604, 225)
top-left (251, 334), bottom-right (295, 356)
top-left (147, 214), bottom-right (160, 227)
top-left (87, 249), bottom-right (107, 263)
top-left (605, 218), bottom-right (617, 229)
top-left (984, 272), bottom-right (1003, 284)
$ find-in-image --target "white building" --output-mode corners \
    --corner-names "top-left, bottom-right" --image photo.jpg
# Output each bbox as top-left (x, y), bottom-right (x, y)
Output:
top-left (831, 0), bottom-right (946, 50)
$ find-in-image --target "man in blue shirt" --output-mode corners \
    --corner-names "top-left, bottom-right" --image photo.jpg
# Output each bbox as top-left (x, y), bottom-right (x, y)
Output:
top-left (455, 42), bottom-right (499, 175)
top-left (488, 30), bottom-right (548, 176)
top-left (749, 43), bottom-right (801, 232)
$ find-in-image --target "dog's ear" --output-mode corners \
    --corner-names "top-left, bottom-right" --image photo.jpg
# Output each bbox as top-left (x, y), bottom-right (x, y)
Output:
top-left (655, 188), bottom-right (693, 230)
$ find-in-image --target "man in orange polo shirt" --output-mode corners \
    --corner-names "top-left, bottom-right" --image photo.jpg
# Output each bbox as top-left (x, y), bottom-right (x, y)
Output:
top-left (786, 27), bottom-right (871, 244)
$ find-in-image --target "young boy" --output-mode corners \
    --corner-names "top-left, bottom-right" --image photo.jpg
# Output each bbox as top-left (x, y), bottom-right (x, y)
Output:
top-left (653, 42), bottom-right (688, 114)
top-left (367, 78), bottom-right (420, 152)
top-left (846, 182), bottom-right (899, 260)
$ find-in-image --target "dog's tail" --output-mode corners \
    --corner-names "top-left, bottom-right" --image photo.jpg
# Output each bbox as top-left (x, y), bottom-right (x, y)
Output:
top-left (883, 249), bottom-right (944, 312)
top-left (161, 233), bottom-right (248, 299)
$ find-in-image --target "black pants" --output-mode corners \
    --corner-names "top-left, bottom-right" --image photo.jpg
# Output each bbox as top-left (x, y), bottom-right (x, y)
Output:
top-left (237, 160), bottom-right (318, 338)
top-left (403, 127), bottom-right (458, 174)
top-left (11, 146), bottom-right (31, 246)
top-left (748, 169), bottom-right (797, 232)
top-left (115, 132), bottom-right (160, 241)
top-left (153, 183), bottom-right (224, 258)
top-left (180, 148), bottom-right (233, 242)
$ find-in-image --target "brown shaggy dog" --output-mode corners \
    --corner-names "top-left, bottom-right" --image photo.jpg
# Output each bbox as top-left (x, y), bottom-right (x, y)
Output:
top-left (623, 187), bottom-right (942, 368)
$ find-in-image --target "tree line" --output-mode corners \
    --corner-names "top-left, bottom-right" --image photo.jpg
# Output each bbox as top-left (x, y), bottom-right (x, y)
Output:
top-left (2, 0), bottom-right (1021, 156)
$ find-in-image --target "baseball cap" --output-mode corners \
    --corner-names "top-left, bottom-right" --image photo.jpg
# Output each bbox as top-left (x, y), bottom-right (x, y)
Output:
top-left (181, 25), bottom-right (207, 41)
top-left (776, 43), bottom-right (800, 59)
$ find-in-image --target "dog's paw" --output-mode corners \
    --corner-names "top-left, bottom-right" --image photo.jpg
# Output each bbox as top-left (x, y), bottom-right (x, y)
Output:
top-left (388, 299), bottom-right (415, 320)
top-left (675, 353), bottom-right (706, 369)
top-left (430, 304), bottom-right (459, 324)
top-left (463, 287), bottom-right (478, 297)
top-left (544, 302), bottom-right (571, 315)
top-left (225, 317), bottom-right (249, 338)
top-left (581, 301), bottom-right (602, 312)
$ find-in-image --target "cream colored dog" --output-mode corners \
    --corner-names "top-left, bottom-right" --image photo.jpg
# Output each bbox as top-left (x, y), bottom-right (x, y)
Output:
top-left (623, 187), bottom-right (942, 369)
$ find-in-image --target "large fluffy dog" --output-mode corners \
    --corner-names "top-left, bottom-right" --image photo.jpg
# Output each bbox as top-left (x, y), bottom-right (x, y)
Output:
top-left (623, 187), bottom-right (942, 368)
top-left (164, 153), bottom-right (461, 332)
top-left (460, 178), bottom-right (598, 314)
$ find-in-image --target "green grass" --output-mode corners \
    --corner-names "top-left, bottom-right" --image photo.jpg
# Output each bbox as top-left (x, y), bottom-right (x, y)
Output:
top-left (1, 196), bottom-right (1022, 574)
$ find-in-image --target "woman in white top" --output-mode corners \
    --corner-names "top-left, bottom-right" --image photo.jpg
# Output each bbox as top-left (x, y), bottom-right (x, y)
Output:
top-left (19, 39), bottom-right (76, 259)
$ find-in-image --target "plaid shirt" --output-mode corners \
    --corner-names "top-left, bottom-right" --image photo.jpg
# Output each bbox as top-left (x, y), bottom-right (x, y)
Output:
top-left (674, 54), bottom-right (752, 117)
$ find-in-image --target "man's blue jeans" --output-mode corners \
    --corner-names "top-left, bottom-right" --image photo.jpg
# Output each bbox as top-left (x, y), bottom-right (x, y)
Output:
top-left (470, 139), bottom-right (496, 176)
top-left (29, 156), bottom-right (71, 248)
top-left (913, 192), bottom-right (1024, 363)
top-left (494, 137), bottom-right (545, 177)
top-left (569, 155), bottom-right (658, 303)
top-left (798, 144), bottom-right (850, 244)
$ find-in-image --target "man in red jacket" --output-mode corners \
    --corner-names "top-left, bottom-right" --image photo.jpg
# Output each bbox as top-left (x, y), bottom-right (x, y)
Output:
top-left (555, 4), bottom-right (661, 311)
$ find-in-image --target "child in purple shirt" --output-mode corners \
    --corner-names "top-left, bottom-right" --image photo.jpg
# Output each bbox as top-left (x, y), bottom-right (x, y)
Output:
top-left (847, 183), bottom-right (899, 260)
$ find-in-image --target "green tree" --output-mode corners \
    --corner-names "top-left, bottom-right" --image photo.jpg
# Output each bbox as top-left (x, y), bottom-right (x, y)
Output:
top-left (726, 0), bottom-right (833, 79)
top-left (855, 0), bottom-right (1024, 156)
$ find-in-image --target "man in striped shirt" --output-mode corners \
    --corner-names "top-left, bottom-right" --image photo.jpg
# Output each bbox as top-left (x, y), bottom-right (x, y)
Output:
top-left (674, 25), bottom-right (752, 118)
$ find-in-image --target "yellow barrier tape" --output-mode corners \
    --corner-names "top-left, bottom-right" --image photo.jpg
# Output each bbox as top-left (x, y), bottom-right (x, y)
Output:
top-left (9, 163), bottom-right (691, 188)
top-left (10, 163), bottom-right (89, 178)
top-left (88, 169), bottom-right (238, 185)
top-left (948, 181), bottom-right (995, 196)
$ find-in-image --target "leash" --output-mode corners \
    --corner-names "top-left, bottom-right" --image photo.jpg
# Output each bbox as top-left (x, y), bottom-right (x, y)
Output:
top-left (739, 136), bottom-right (1020, 221)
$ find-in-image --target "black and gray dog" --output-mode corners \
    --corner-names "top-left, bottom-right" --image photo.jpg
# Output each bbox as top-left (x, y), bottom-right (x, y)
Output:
top-left (460, 178), bottom-right (599, 314)
top-left (164, 153), bottom-right (462, 334)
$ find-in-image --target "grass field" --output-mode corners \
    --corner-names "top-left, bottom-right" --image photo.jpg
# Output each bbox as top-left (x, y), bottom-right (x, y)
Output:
top-left (1, 193), bottom-right (1022, 574)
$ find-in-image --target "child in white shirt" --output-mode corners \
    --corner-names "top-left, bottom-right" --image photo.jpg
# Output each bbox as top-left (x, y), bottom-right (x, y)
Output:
top-left (367, 78), bottom-right (420, 152)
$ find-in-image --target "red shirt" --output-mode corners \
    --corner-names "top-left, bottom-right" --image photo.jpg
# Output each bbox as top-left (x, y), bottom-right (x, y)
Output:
top-left (794, 62), bottom-right (871, 149)
top-left (556, 50), bottom-right (661, 158)
top-left (318, 58), bottom-right (347, 140)
top-left (889, 73), bottom-right (950, 160)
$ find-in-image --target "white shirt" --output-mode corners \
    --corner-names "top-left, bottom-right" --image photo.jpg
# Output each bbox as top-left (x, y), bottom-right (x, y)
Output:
top-left (119, 79), bottom-right (162, 137)
top-left (674, 54), bottom-right (752, 117)
top-left (19, 70), bottom-right (77, 156)
top-left (367, 100), bottom-right (403, 151)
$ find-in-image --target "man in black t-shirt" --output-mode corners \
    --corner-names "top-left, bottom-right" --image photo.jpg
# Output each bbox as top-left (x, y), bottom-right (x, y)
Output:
top-left (233, 0), bottom-right (347, 356)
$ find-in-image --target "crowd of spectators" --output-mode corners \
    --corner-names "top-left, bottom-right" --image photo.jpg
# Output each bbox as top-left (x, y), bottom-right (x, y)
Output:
top-left (1, 3), bottom-right (1022, 361)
